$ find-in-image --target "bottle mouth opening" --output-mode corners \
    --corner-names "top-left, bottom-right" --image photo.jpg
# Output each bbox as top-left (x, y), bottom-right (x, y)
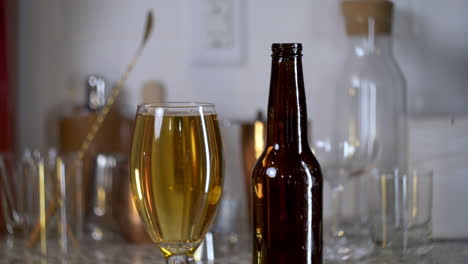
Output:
top-left (271, 43), bottom-right (302, 56)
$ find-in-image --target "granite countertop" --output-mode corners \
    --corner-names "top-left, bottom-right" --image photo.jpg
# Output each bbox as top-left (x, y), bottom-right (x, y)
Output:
top-left (1, 240), bottom-right (467, 263)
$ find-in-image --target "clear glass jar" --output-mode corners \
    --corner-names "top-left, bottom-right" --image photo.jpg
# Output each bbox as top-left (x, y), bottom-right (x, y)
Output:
top-left (337, 34), bottom-right (408, 172)
top-left (314, 1), bottom-right (409, 260)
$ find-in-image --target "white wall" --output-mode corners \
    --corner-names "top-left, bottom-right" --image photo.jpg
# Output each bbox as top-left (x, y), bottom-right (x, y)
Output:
top-left (17, 0), bottom-right (468, 238)
top-left (19, 0), bottom-right (468, 147)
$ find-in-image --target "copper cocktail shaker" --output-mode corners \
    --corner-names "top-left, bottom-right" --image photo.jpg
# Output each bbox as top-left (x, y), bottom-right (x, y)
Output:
top-left (113, 160), bottom-right (152, 243)
top-left (240, 112), bottom-right (266, 212)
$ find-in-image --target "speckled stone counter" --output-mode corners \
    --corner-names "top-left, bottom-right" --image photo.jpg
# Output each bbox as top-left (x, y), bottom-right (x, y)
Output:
top-left (0, 240), bottom-right (467, 263)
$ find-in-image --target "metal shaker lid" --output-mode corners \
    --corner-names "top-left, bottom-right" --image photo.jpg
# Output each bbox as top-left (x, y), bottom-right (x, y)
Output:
top-left (86, 75), bottom-right (107, 111)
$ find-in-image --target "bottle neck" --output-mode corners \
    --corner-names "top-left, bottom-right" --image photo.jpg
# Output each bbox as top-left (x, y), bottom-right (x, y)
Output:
top-left (348, 35), bottom-right (393, 58)
top-left (267, 54), bottom-right (309, 152)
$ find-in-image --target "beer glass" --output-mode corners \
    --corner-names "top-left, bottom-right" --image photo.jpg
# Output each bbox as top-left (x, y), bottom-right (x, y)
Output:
top-left (130, 103), bottom-right (224, 264)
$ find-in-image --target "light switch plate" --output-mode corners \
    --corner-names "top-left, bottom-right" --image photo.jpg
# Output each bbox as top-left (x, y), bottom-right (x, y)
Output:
top-left (191, 0), bottom-right (245, 65)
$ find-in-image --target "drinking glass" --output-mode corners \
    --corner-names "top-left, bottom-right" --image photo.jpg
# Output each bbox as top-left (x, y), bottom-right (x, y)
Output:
top-left (130, 102), bottom-right (224, 264)
top-left (24, 149), bottom-right (84, 258)
top-left (86, 153), bottom-right (122, 241)
top-left (0, 152), bottom-right (33, 256)
top-left (313, 139), bottom-right (375, 261)
top-left (368, 167), bottom-right (433, 257)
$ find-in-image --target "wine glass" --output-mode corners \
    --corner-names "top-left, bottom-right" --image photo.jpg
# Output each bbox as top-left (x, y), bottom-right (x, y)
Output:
top-left (130, 102), bottom-right (224, 264)
top-left (313, 76), bottom-right (378, 260)
top-left (313, 138), bottom-right (375, 261)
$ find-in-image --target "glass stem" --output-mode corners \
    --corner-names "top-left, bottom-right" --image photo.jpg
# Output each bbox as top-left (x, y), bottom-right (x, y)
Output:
top-left (165, 255), bottom-right (194, 264)
top-left (331, 185), bottom-right (345, 238)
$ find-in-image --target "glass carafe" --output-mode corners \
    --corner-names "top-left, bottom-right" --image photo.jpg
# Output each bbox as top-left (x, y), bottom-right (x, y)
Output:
top-left (314, 0), bottom-right (408, 261)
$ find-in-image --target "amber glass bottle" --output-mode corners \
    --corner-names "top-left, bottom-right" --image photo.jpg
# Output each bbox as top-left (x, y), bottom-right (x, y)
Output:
top-left (252, 43), bottom-right (323, 264)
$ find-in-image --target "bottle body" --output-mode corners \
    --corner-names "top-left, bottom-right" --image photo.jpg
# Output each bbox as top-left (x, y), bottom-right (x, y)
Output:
top-left (253, 150), bottom-right (323, 264)
top-left (252, 43), bottom-right (323, 264)
top-left (335, 36), bottom-right (407, 173)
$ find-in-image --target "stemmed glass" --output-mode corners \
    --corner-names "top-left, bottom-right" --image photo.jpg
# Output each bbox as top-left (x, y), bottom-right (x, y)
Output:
top-left (313, 140), bottom-right (375, 261)
top-left (130, 102), bottom-right (224, 264)
top-left (313, 74), bottom-right (377, 260)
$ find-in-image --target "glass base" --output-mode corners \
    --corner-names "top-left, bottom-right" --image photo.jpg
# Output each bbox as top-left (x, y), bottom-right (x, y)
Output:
top-left (324, 235), bottom-right (374, 262)
top-left (159, 241), bottom-right (201, 257)
top-left (0, 236), bottom-right (25, 260)
top-left (166, 255), bottom-right (195, 264)
top-left (374, 243), bottom-right (433, 259)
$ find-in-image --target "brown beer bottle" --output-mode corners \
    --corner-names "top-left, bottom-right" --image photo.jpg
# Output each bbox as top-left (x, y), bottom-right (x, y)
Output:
top-left (252, 43), bottom-right (323, 264)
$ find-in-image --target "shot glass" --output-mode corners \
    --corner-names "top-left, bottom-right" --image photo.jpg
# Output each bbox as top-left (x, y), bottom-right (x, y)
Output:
top-left (368, 167), bottom-right (433, 256)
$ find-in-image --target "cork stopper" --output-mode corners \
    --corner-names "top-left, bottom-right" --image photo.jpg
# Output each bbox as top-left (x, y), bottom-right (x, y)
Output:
top-left (341, 0), bottom-right (394, 36)
top-left (141, 81), bottom-right (165, 104)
